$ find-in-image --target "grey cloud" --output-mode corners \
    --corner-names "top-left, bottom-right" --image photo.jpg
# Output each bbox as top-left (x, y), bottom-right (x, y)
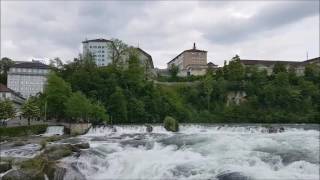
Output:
top-left (1, 1), bottom-right (319, 67)
top-left (204, 1), bottom-right (319, 44)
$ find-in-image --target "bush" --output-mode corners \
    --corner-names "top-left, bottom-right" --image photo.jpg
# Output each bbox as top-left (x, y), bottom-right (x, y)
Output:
top-left (163, 116), bottom-right (179, 132)
top-left (0, 125), bottom-right (48, 137)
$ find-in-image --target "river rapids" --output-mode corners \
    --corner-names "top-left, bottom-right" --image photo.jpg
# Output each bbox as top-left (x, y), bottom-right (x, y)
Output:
top-left (57, 124), bottom-right (319, 180)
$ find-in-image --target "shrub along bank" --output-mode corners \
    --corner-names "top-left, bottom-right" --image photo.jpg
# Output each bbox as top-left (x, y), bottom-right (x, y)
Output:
top-left (0, 124), bottom-right (48, 137)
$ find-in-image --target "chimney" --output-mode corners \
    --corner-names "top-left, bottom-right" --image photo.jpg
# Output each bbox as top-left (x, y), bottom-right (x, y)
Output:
top-left (193, 42), bottom-right (196, 49)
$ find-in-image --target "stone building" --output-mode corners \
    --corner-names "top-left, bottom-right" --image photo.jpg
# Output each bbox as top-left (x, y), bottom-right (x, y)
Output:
top-left (167, 43), bottom-right (208, 76)
top-left (240, 57), bottom-right (319, 76)
top-left (7, 61), bottom-right (50, 98)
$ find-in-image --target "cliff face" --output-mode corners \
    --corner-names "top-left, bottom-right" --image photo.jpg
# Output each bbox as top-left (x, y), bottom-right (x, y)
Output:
top-left (226, 91), bottom-right (247, 106)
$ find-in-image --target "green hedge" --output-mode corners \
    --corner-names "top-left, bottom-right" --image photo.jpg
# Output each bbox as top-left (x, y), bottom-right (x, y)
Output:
top-left (0, 124), bottom-right (48, 137)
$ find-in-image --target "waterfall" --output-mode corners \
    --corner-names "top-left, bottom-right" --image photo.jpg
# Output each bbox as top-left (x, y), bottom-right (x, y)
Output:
top-left (83, 124), bottom-right (303, 137)
top-left (66, 124), bottom-right (319, 180)
top-left (43, 126), bottom-right (64, 136)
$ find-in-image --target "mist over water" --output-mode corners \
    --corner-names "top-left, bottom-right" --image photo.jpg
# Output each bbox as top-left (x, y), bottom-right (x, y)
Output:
top-left (61, 124), bottom-right (320, 180)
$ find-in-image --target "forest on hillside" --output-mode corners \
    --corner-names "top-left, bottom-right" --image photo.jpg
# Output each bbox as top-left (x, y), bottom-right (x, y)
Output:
top-left (1, 47), bottom-right (319, 124)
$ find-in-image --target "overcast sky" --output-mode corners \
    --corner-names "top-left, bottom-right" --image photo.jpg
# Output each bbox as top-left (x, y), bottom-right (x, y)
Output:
top-left (1, 1), bottom-right (319, 68)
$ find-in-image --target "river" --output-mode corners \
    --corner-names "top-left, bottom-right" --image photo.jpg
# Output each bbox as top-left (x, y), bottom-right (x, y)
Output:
top-left (57, 124), bottom-right (319, 180)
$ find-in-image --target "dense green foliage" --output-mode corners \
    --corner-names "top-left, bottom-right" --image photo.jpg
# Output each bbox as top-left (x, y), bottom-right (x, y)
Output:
top-left (163, 116), bottom-right (179, 132)
top-left (0, 100), bottom-right (15, 120)
top-left (46, 51), bottom-right (319, 124)
top-left (4, 38), bottom-right (317, 124)
top-left (0, 57), bottom-right (14, 85)
top-left (21, 98), bottom-right (41, 125)
top-left (0, 124), bottom-right (47, 137)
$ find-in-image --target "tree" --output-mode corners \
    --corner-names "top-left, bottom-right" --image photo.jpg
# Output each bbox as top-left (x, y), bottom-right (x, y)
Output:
top-left (225, 55), bottom-right (245, 81)
top-left (49, 57), bottom-right (64, 70)
top-left (89, 102), bottom-right (109, 125)
top-left (0, 57), bottom-right (14, 84)
top-left (22, 99), bottom-right (40, 125)
top-left (64, 92), bottom-right (91, 122)
top-left (304, 64), bottom-right (320, 83)
top-left (124, 50), bottom-right (145, 90)
top-left (44, 72), bottom-right (72, 119)
top-left (203, 74), bottom-right (213, 110)
top-left (168, 64), bottom-right (179, 80)
top-left (108, 87), bottom-right (127, 123)
top-left (0, 100), bottom-right (15, 120)
top-left (107, 38), bottom-right (129, 65)
top-left (273, 63), bottom-right (287, 74)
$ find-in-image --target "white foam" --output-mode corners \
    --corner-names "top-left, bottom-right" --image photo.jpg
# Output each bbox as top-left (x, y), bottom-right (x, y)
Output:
top-left (42, 126), bottom-right (64, 136)
top-left (65, 124), bottom-right (319, 180)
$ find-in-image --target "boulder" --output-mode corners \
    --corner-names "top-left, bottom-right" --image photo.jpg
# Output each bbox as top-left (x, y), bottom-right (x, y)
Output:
top-left (72, 142), bottom-right (90, 149)
top-left (163, 116), bottom-right (179, 132)
top-left (216, 172), bottom-right (252, 180)
top-left (145, 124), bottom-right (153, 133)
top-left (44, 144), bottom-right (73, 161)
top-left (267, 126), bottom-right (285, 133)
top-left (0, 161), bottom-right (11, 173)
top-left (45, 165), bottom-right (66, 180)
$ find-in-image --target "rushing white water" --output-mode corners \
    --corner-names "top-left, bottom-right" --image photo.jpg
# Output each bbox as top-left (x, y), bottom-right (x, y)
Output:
top-left (43, 126), bottom-right (64, 136)
top-left (61, 124), bottom-right (320, 180)
top-left (0, 143), bottom-right (41, 158)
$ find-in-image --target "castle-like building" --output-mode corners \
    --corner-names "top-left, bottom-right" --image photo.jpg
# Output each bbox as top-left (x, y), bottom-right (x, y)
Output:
top-left (167, 43), bottom-right (217, 76)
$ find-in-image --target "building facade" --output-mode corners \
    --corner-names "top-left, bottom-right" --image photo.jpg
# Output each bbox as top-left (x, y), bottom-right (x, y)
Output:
top-left (82, 39), bottom-right (154, 73)
top-left (7, 61), bottom-right (50, 98)
top-left (0, 83), bottom-right (25, 109)
top-left (82, 38), bottom-right (114, 66)
top-left (240, 57), bottom-right (320, 76)
top-left (167, 43), bottom-right (208, 76)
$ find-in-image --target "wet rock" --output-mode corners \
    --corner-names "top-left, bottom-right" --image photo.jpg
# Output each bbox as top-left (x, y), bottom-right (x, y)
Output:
top-left (44, 144), bottom-right (73, 161)
top-left (2, 169), bottom-right (45, 180)
top-left (216, 172), bottom-right (252, 180)
top-left (53, 166), bottom-right (67, 180)
top-left (145, 124), bottom-right (153, 133)
top-left (171, 164), bottom-right (198, 177)
top-left (164, 116), bottom-right (179, 132)
top-left (13, 141), bottom-right (26, 147)
top-left (120, 139), bottom-right (149, 148)
top-left (0, 161), bottom-right (11, 173)
top-left (279, 127), bottom-right (285, 133)
top-left (266, 126), bottom-right (285, 133)
top-left (2, 169), bottom-right (30, 180)
top-left (159, 135), bottom-right (206, 148)
top-left (73, 142), bottom-right (90, 149)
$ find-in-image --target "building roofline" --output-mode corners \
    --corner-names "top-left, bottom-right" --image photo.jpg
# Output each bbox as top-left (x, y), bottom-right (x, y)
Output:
top-left (0, 84), bottom-right (25, 100)
top-left (136, 47), bottom-right (154, 68)
top-left (167, 49), bottom-right (207, 65)
top-left (11, 61), bottom-right (50, 69)
top-left (239, 59), bottom-right (301, 66)
top-left (82, 38), bottom-right (113, 43)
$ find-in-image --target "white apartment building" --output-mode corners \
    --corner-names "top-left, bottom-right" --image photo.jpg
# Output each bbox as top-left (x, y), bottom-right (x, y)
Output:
top-left (82, 38), bottom-right (113, 66)
top-left (7, 61), bottom-right (50, 98)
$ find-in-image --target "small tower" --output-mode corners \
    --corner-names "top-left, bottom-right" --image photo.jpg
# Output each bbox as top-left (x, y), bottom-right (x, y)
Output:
top-left (193, 42), bottom-right (196, 49)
